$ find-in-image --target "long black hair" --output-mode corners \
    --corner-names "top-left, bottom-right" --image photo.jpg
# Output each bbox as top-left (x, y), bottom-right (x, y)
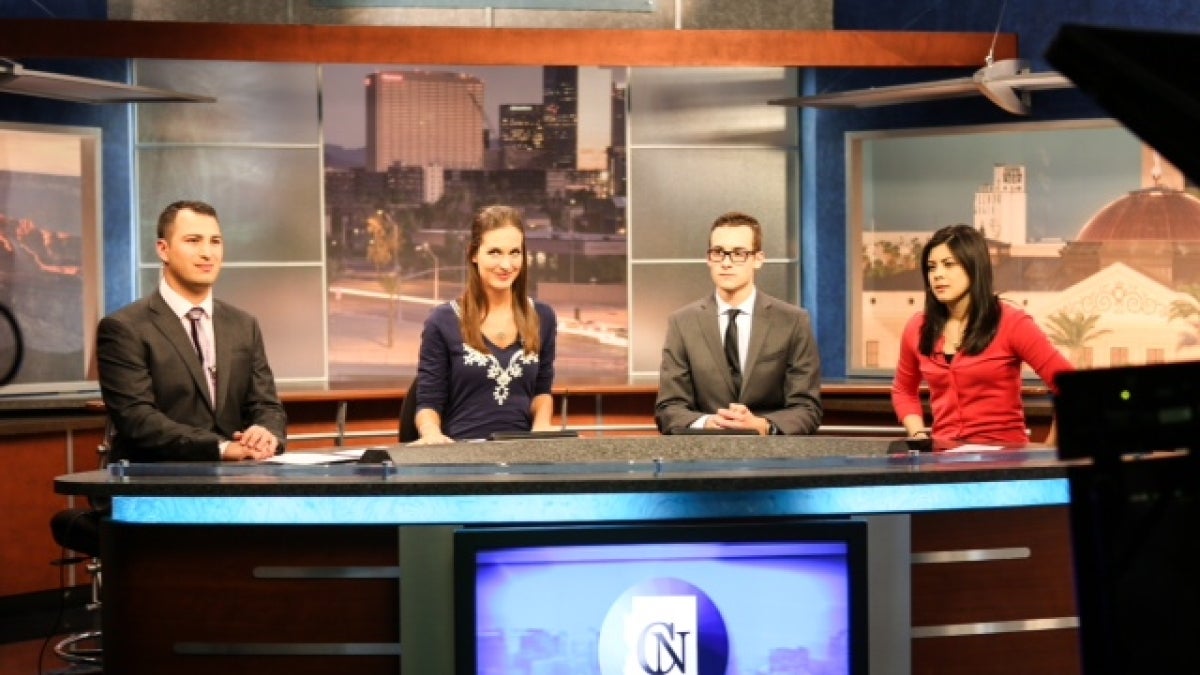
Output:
top-left (917, 224), bottom-right (1001, 356)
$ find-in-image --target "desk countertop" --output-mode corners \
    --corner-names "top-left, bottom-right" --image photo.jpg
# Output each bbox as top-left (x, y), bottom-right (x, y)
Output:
top-left (56, 435), bottom-right (1073, 525)
top-left (56, 435), bottom-right (1069, 508)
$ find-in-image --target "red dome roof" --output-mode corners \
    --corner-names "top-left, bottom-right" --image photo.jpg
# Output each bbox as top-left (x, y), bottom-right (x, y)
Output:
top-left (1077, 187), bottom-right (1200, 242)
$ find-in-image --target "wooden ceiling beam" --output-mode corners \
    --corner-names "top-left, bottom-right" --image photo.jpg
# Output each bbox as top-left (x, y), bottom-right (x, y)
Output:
top-left (0, 19), bottom-right (1015, 67)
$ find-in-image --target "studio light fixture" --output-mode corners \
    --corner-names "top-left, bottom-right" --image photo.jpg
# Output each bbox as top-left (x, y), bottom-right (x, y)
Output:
top-left (769, 57), bottom-right (1072, 116)
top-left (0, 59), bottom-right (215, 104)
top-left (771, 0), bottom-right (1073, 116)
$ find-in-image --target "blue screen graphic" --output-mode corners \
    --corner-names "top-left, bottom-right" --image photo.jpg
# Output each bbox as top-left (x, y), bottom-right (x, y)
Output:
top-left (472, 541), bottom-right (852, 674)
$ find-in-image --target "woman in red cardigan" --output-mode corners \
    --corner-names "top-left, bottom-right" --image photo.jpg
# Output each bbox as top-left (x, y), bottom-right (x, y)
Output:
top-left (891, 224), bottom-right (1074, 448)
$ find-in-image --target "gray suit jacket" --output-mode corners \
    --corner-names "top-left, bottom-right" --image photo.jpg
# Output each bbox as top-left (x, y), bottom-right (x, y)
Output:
top-left (655, 291), bottom-right (822, 435)
top-left (97, 292), bottom-right (287, 462)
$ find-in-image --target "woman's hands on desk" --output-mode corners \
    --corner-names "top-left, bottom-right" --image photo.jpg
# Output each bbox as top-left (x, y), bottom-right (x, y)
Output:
top-left (411, 430), bottom-right (455, 445)
top-left (902, 414), bottom-right (930, 440)
top-left (411, 408), bottom-right (454, 445)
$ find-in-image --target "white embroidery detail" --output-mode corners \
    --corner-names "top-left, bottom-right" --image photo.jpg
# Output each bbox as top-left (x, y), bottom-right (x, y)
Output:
top-left (462, 344), bottom-right (539, 405)
top-left (450, 299), bottom-right (541, 404)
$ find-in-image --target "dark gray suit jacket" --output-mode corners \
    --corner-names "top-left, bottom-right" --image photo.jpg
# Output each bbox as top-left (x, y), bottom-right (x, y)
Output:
top-left (655, 291), bottom-right (822, 435)
top-left (97, 292), bottom-right (287, 462)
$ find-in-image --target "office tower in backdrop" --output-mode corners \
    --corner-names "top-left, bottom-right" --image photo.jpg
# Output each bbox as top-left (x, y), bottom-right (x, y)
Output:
top-left (366, 70), bottom-right (486, 172)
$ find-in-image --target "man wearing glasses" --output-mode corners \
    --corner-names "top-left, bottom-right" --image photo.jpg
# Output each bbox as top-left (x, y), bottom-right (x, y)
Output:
top-left (655, 211), bottom-right (822, 435)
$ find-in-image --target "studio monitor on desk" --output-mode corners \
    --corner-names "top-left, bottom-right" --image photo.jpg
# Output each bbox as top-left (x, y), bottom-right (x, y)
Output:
top-left (453, 521), bottom-right (869, 675)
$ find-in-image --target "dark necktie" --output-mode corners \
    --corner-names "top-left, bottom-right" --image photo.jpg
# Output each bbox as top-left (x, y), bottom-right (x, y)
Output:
top-left (724, 308), bottom-right (742, 393)
top-left (186, 307), bottom-right (205, 360)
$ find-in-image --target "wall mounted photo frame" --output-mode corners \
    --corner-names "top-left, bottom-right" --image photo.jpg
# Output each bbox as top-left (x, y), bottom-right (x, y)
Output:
top-left (847, 118), bottom-right (1200, 377)
top-left (0, 121), bottom-right (102, 394)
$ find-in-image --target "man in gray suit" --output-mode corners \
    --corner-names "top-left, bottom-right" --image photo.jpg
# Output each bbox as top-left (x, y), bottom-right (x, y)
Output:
top-left (97, 200), bottom-right (286, 462)
top-left (655, 211), bottom-right (822, 435)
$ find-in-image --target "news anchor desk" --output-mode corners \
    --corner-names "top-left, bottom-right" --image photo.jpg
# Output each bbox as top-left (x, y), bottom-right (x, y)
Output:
top-left (55, 435), bottom-right (1077, 675)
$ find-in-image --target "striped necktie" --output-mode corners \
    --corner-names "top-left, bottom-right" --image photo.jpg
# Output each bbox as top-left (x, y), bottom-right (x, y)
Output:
top-left (186, 307), bottom-right (216, 405)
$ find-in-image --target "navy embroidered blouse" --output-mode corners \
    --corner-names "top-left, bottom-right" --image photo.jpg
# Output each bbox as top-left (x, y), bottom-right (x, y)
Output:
top-left (415, 300), bottom-right (557, 440)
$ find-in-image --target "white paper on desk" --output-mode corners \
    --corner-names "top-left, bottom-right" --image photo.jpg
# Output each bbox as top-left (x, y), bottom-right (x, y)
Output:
top-left (264, 452), bottom-right (355, 465)
top-left (333, 447), bottom-right (368, 459)
top-left (945, 443), bottom-right (1004, 453)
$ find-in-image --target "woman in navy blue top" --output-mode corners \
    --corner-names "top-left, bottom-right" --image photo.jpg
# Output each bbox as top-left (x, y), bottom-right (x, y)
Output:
top-left (412, 205), bottom-right (557, 443)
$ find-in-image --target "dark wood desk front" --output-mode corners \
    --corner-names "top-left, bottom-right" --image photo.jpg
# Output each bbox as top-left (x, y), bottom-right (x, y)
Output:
top-left (56, 436), bottom-right (1079, 675)
top-left (0, 381), bottom-right (1057, 615)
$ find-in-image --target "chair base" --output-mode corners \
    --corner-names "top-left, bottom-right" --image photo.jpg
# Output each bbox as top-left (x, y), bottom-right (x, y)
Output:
top-left (52, 630), bottom-right (102, 673)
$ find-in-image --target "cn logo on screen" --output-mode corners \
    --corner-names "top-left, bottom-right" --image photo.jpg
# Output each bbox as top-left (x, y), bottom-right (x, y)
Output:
top-left (598, 578), bottom-right (729, 675)
top-left (633, 598), bottom-right (694, 673)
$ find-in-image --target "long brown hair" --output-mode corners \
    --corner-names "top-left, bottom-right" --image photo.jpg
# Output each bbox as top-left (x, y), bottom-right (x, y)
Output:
top-left (459, 205), bottom-right (541, 355)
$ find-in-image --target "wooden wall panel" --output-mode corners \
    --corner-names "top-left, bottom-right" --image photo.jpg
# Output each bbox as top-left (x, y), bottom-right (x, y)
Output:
top-left (0, 432), bottom-right (67, 596)
top-left (102, 524), bottom-right (401, 675)
top-left (912, 630), bottom-right (1081, 675)
top-left (911, 506), bottom-right (1080, 675)
top-left (0, 423), bottom-right (107, 596)
top-left (0, 19), bottom-right (1018, 67)
top-left (284, 391), bottom-right (406, 449)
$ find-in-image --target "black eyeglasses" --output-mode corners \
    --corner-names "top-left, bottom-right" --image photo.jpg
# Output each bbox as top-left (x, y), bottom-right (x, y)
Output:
top-left (707, 247), bottom-right (758, 264)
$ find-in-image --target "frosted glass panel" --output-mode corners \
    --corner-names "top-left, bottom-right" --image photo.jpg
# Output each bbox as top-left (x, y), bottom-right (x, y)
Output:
top-left (222, 267), bottom-right (326, 381)
top-left (137, 146), bottom-right (323, 263)
top-left (138, 266), bottom-right (325, 381)
top-left (626, 67), bottom-right (801, 381)
top-left (136, 61), bottom-right (320, 144)
top-left (628, 67), bottom-right (796, 146)
top-left (630, 147), bottom-right (793, 260)
top-left (630, 261), bottom-right (796, 373)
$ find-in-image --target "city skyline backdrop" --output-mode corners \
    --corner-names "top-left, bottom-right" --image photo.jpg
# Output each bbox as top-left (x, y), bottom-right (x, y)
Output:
top-left (321, 64), bottom-right (631, 384)
top-left (322, 64), bottom-right (623, 171)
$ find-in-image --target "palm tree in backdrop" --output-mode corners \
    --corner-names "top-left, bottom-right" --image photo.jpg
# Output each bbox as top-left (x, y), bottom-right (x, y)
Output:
top-left (1168, 284), bottom-right (1200, 350)
top-left (366, 209), bottom-right (404, 348)
top-left (1044, 311), bottom-right (1111, 368)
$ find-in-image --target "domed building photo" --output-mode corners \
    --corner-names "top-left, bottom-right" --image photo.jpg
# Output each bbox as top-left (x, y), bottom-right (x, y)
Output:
top-left (857, 126), bottom-right (1200, 373)
top-left (1059, 180), bottom-right (1200, 289)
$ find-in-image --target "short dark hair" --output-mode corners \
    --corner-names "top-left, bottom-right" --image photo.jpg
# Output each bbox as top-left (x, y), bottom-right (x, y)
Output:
top-left (710, 211), bottom-right (763, 251)
top-left (157, 200), bottom-right (219, 240)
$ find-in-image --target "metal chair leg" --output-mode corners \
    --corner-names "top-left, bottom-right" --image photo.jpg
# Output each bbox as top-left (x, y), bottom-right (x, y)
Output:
top-left (52, 558), bottom-right (103, 672)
